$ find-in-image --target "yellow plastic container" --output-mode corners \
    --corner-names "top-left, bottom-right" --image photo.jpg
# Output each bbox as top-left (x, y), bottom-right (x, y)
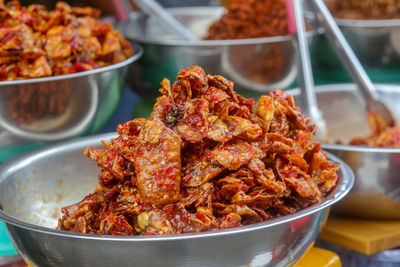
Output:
top-left (294, 246), bottom-right (341, 267)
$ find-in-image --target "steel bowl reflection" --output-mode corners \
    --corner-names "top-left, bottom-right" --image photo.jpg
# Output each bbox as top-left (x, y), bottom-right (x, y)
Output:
top-left (291, 83), bottom-right (400, 219)
top-left (313, 0), bottom-right (400, 69)
top-left (0, 43), bottom-right (143, 144)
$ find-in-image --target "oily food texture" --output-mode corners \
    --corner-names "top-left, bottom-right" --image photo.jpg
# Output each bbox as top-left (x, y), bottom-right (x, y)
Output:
top-left (348, 112), bottom-right (400, 147)
top-left (0, 0), bottom-right (133, 124)
top-left (58, 66), bottom-right (339, 236)
top-left (328, 0), bottom-right (400, 19)
top-left (0, 0), bottom-right (133, 81)
top-left (204, 0), bottom-right (288, 40)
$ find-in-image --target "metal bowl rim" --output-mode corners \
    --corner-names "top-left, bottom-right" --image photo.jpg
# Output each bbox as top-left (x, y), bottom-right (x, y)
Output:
top-left (288, 83), bottom-right (400, 153)
top-left (131, 31), bottom-right (319, 46)
top-left (0, 43), bottom-right (143, 86)
top-left (335, 17), bottom-right (400, 28)
top-left (129, 6), bottom-right (321, 46)
top-left (322, 143), bottom-right (400, 153)
top-left (322, 0), bottom-right (400, 27)
top-left (0, 133), bottom-right (354, 241)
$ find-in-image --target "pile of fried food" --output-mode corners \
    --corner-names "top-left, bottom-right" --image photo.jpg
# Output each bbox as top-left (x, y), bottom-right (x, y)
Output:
top-left (204, 0), bottom-right (290, 84)
top-left (328, 0), bottom-right (400, 20)
top-left (0, 0), bottom-right (133, 80)
top-left (58, 66), bottom-right (339, 236)
top-left (349, 112), bottom-right (400, 147)
top-left (204, 0), bottom-right (288, 40)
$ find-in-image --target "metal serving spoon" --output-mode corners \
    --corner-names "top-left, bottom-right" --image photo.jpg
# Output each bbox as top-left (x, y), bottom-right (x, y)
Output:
top-left (308, 0), bottom-right (395, 127)
top-left (286, 0), bottom-right (328, 141)
top-left (113, 0), bottom-right (145, 38)
top-left (132, 0), bottom-right (198, 40)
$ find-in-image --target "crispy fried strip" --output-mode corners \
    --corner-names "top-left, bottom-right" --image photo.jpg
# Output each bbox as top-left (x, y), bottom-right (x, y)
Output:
top-left (58, 66), bottom-right (339, 236)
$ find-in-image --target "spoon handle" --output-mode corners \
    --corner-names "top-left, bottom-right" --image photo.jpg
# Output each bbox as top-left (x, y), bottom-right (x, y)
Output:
top-left (286, 0), bottom-right (321, 121)
top-left (132, 0), bottom-right (197, 40)
top-left (308, 0), bottom-right (380, 101)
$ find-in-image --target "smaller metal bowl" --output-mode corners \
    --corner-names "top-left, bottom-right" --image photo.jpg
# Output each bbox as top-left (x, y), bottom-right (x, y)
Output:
top-left (291, 83), bottom-right (400, 219)
top-left (313, 1), bottom-right (400, 69)
top-left (0, 43), bottom-right (143, 144)
top-left (125, 7), bottom-right (318, 96)
top-left (0, 133), bottom-right (353, 267)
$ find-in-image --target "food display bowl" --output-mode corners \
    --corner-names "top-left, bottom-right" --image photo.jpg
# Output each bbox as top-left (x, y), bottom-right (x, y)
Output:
top-left (0, 133), bottom-right (353, 267)
top-left (0, 43), bottom-right (143, 145)
top-left (313, 0), bottom-right (400, 70)
top-left (291, 83), bottom-right (400, 219)
top-left (124, 7), bottom-right (318, 96)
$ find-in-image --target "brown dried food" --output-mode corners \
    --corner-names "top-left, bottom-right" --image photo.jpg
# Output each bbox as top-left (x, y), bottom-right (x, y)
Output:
top-left (0, 0), bottom-right (134, 123)
top-left (204, 0), bottom-right (288, 40)
top-left (0, 0), bottom-right (133, 80)
top-left (134, 119), bottom-right (182, 205)
top-left (348, 112), bottom-right (400, 147)
top-left (204, 0), bottom-right (290, 84)
top-left (328, 0), bottom-right (400, 20)
top-left (58, 66), bottom-right (340, 236)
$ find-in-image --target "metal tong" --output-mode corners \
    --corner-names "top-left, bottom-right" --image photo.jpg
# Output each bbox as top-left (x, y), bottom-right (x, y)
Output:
top-left (113, 0), bottom-right (196, 40)
top-left (308, 0), bottom-right (395, 127)
top-left (287, 0), bottom-right (328, 141)
top-left (132, 0), bottom-right (197, 40)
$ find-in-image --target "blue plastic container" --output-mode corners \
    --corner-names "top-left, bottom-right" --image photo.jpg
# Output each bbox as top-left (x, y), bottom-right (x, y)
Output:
top-left (0, 221), bottom-right (17, 256)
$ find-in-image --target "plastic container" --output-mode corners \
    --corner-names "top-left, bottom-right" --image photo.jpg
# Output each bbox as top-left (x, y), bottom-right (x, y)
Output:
top-left (0, 221), bottom-right (16, 256)
top-left (317, 241), bottom-right (400, 267)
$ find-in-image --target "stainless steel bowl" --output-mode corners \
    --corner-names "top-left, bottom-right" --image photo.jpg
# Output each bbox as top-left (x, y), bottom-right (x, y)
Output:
top-left (291, 83), bottom-right (400, 219)
top-left (124, 7), bottom-right (318, 96)
top-left (0, 133), bottom-right (353, 267)
top-left (0, 43), bottom-right (143, 145)
top-left (313, 0), bottom-right (400, 69)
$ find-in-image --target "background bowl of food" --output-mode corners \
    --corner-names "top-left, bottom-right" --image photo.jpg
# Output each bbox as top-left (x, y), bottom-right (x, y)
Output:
top-left (312, 0), bottom-right (400, 70)
top-left (0, 1), bottom-right (142, 145)
top-left (124, 1), bottom-right (319, 96)
top-left (291, 83), bottom-right (400, 219)
top-left (0, 66), bottom-right (353, 266)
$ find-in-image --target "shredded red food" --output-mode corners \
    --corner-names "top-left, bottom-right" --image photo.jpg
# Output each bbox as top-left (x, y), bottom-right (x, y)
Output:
top-left (0, 0), bottom-right (133, 123)
top-left (0, 0), bottom-right (133, 80)
top-left (204, 0), bottom-right (288, 40)
top-left (348, 112), bottom-right (400, 147)
top-left (328, 0), bottom-right (400, 20)
top-left (204, 0), bottom-right (291, 84)
top-left (58, 66), bottom-right (340, 235)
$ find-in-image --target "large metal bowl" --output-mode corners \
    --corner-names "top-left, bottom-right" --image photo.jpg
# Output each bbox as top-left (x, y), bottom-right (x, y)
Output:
top-left (0, 43), bottom-right (143, 145)
top-left (124, 7), bottom-right (318, 96)
top-left (0, 133), bottom-right (353, 267)
top-left (313, 0), bottom-right (400, 69)
top-left (291, 83), bottom-right (400, 219)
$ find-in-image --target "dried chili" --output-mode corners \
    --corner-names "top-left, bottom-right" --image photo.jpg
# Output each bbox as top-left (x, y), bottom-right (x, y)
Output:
top-left (58, 66), bottom-right (339, 236)
top-left (0, 1), bottom-right (134, 123)
top-left (204, 0), bottom-right (288, 40)
top-left (348, 112), bottom-right (400, 147)
top-left (328, 0), bottom-right (400, 20)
